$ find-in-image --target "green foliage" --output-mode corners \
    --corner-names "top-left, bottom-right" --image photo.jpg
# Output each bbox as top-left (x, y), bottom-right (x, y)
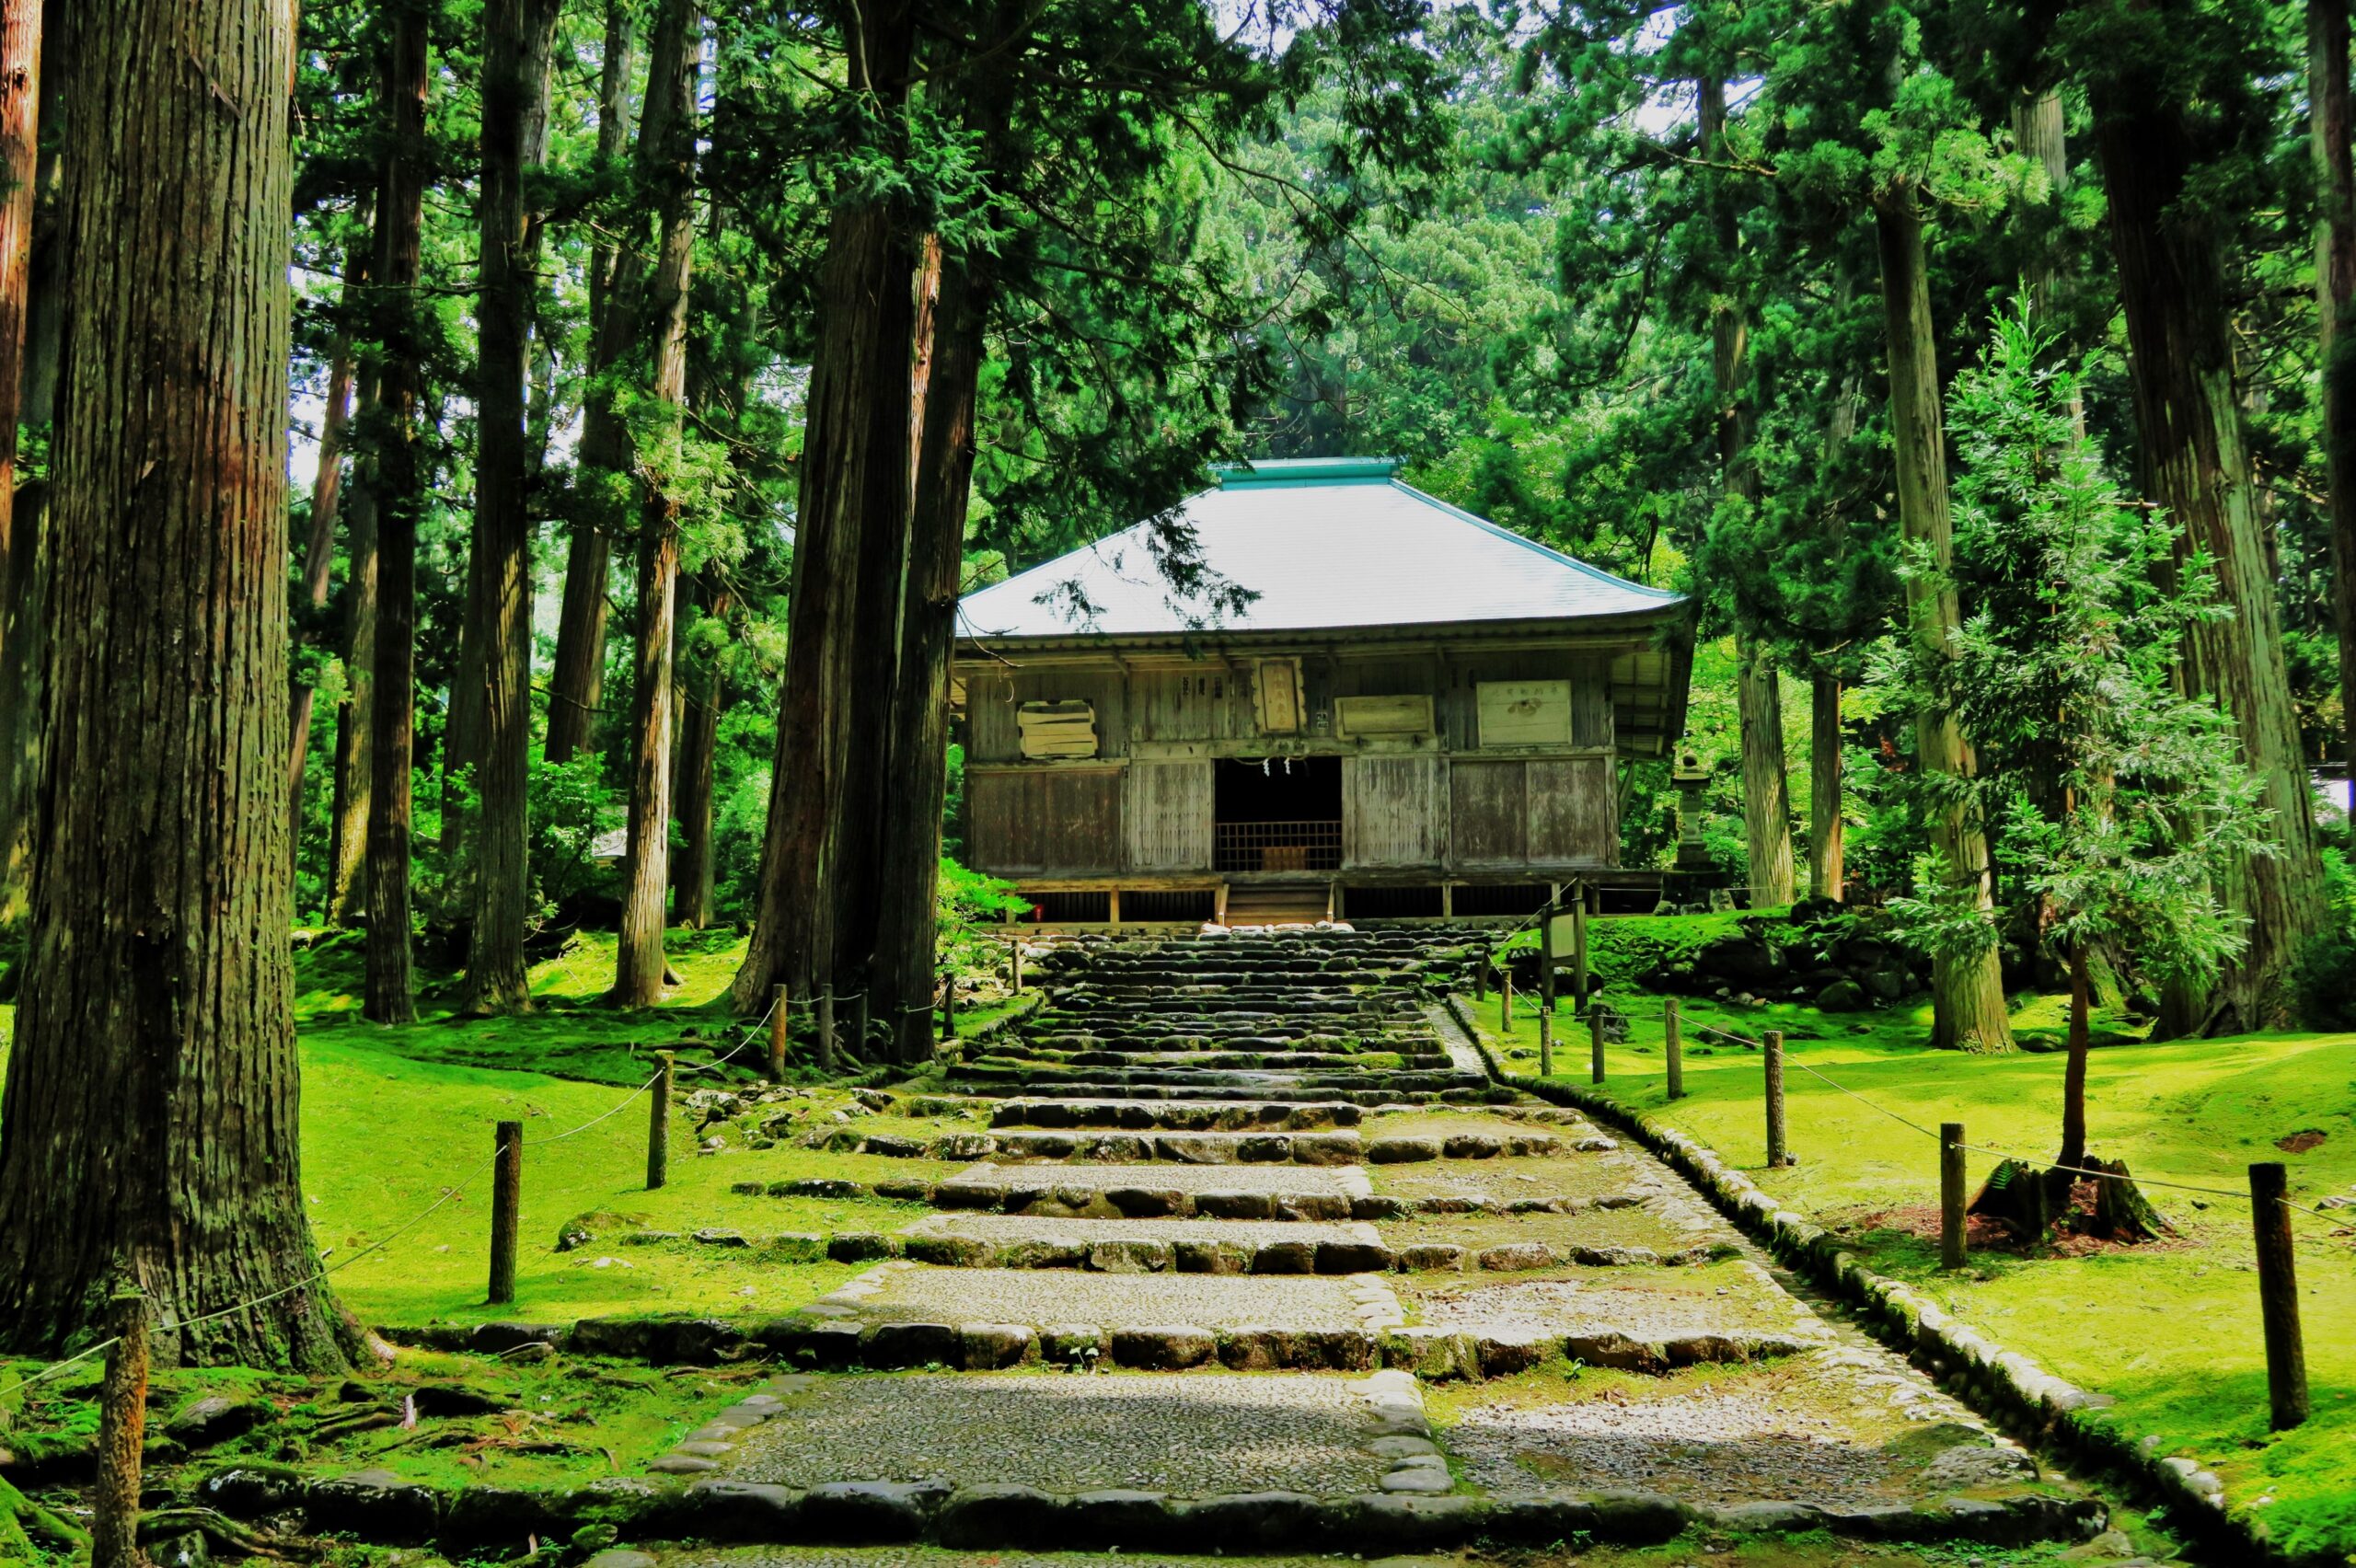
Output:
top-left (1870, 302), bottom-right (2274, 986)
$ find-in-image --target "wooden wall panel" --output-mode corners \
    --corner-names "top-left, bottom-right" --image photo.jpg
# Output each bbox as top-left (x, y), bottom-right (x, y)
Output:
top-left (1016, 670), bottom-right (1126, 755)
top-left (1345, 755), bottom-right (1440, 867)
top-left (1131, 666), bottom-right (1252, 744)
top-left (1449, 759), bottom-right (1527, 865)
top-left (1126, 759), bottom-right (1214, 870)
top-left (965, 767), bottom-right (1122, 874)
top-left (1527, 756), bottom-right (1615, 863)
top-left (1571, 658), bottom-right (1613, 747)
top-left (965, 672), bottom-right (1019, 762)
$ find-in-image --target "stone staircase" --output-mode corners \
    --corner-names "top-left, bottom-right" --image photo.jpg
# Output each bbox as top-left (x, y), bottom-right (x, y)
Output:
top-left (624, 930), bottom-right (2109, 1564)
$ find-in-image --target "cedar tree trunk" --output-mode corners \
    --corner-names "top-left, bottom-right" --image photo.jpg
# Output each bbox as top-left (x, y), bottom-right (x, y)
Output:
top-left (880, 233), bottom-right (986, 1059)
top-left (288, 214), bottom-right (370, 879)
top-left (1808, 674), bottom-right (1844, 901)
top-left (0, 0), bottom-right (346, 1366)
top-left (2091, 95), bottom-right (2329, 1032)
top-left (2314, 0), bottom-right (2356, 821)
top-left (1873, 188), bottom-right (2015, 1051)
top-left (672, 578), bottom-right (730, 930)
top-left (544, 0), bottom-right (638, 767)
top-left (329, 411), bottom-right (379, 925)
top-left (730, 0), bottom-right (918, 1012)
top-left (364, 0), bottom-right (432, 1024)
top-left (0, 0), bottom-right (52, 927)
top-left (611, 0), bottom-right (698, 1007)
top-left (1701, 71), bottom-right (1796, 908)
top-left (463, 0), bottom-right (562, 1013)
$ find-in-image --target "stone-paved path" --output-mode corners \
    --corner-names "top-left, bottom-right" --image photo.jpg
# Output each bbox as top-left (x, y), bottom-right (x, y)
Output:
top-left (631, 930), bottom-right (2108, 1561)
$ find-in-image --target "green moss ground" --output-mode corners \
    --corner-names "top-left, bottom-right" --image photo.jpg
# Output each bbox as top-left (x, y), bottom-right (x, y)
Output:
top-left (1471, 915), bottom-right (2356, 1556)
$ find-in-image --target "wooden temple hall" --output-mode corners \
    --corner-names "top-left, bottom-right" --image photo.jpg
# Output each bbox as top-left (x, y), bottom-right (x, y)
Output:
top-left (950, 458), bottom-right (1695, 928)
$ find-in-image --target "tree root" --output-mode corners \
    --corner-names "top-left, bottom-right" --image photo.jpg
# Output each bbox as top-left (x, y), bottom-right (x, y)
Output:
top-left (0, 1471), bottom-right (90, 1554)
top-left (139, 1505), bottom-right (323, 1562)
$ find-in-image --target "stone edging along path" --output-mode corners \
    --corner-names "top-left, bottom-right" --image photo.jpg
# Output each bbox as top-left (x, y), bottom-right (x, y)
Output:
top-left (1438, 995), bottom-right (2289, 1566)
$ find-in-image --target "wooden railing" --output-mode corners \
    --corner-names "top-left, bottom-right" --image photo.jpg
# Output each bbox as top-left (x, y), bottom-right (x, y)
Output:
top-left (1214, 819), bottom-right (1341, 872)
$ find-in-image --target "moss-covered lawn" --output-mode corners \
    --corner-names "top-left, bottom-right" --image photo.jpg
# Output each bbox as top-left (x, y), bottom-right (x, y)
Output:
top-left (1471, 918), bottom-right (2356, 1558)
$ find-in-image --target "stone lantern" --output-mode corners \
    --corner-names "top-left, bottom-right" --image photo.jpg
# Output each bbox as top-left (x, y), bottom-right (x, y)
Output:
top-left (1671, 750), bottom-right (1715, 872)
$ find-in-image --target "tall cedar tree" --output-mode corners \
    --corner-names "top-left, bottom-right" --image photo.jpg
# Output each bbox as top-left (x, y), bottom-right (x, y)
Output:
top-left (729, 0), bottom-right (919, 1016)
top-left (0, 0), bottom-right (51, 926)
top-left (1873, 176), bottom-right (2016, 1051)
top-left (289, 222), bottom-right (371, 876)
top-left (363, 0), bottom-right (433, 1024)
top-left (1699, 67), bottom-right (1798, 908)
top-left (0, 0), bottom-right (346, 1364)
top-left (544, 0), bottom-right (640, 767)
top-left (465, 0), bottom-right (565, 1012)
top-left (2313, 0), bottom-right (2356, 810)
top-left (614, 0), bottom-right (701, 1006)
top-left (2071, 20), bottom-right (2329, 1031)
top-left (1887, 308), bottom-right (2273, 1168)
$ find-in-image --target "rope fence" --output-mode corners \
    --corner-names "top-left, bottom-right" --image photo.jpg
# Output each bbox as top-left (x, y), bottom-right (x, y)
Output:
top-left (1487, 985), bottom-right (2350, 1433)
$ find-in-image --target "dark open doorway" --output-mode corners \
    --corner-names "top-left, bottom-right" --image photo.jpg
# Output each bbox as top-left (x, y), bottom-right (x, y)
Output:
top-left (1213, 755), bottom-right (1341, 871)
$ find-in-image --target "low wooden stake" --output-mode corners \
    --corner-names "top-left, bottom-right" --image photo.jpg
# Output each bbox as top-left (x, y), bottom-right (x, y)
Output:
top-left (1589, 1004), bottom-right (1606, 1085)
top-left (1570, 888), bottom-right (1590, 1011)
top-left (817, 986), bottom-right (836, 1074)
top-left (1474, 956), bottom-right (1487, 1003)
top-left (1539, 910), bottom-right (1556, 1016)
top-left (1664, 998), bottom-right (1684, 1100)
top-left (647, 1053), bottom-right (674, 1191)
top-left (2250, 1161), bottom-right (2309, 1430)
top-left (768, 983), bottom-right (791, 1080)
top-left (1500, 970), bottom-right (1513, 1031)
top-left (1011, 943), bottom-right (1023, 993)
top-left (1537, 1009), bottom-right (1552, 1077)
top-left (852, 990), bottom-right (871, 1062)
top-left (92, 1292), bottom-right (148, 1568)
top-left (490, 1118), bottom-right (524, 1299)
top-left (1763, 1029), bottom-right (1789, 1168)
top-left (941, 968), bottom-right (957, 1042)
top-left (1940, 1122), bottom-right (1967, 1271)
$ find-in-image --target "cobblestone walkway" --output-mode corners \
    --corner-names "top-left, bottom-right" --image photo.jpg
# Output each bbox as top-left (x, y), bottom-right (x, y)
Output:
top-left (634, 930), bottom-right (2108, 1560)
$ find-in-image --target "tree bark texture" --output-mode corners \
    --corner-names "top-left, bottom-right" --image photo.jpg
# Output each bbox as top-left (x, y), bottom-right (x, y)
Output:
top-left (611, 0), bottom-right (698, 1007)
top-left (0, 0), bottom-right (345, 1366)
top-left (731, 0), bottom-right (918, 1013)
top-left (2313, 0), bottom-right (2356, 824)
top-left (1808, 674), bottom-right (1844, 900)
top-left (0, 0), bottom-right (52, 928)
top-left (2091, 96), bottom-right (2329, 1032)
top-left (543, 0), bottom-right (638, 767)
top-left (2061, 940), bottom-right (2092, 1170)
top-left (328, 432), bottom-right (378, 925)
top-left (879, 234), bottom-right (987, 1059)
top-left (671, 578), bottom-right (730, 930)
top-left (1873, 191), bottom-right (2016, 1052)
top-left (463, 0), bottom-right (563, 1013)
top-left (364, 0), bottom-right (432, 1024)
top-left (287, 216), bottom-right (371, 883)
top-left (1700, 71), bottom-right (1796, 910)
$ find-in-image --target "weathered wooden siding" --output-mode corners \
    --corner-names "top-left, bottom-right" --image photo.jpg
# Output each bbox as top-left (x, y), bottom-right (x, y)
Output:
top-left (1130, 666), bottom-right (1255, 745)
top-left (964, 767), bottom-right (1121, 872)
top-left (1450, 758), bottom-right (1527, 865)
top-left (1526, 756), bottom-right (1615, 863)
top-left (1125, 759), bottom-right (1213, 870)
top-left (1344, 755), bottom-right (1441, 867)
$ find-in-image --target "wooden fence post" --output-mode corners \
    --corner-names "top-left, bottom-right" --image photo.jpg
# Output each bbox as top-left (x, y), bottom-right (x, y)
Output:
top-left (768, 983), bottom-right (791, 1080)
top-left (852, 990), bottom-right (871, 1062)
top-left (1589, 1004), bottom-right (1606, 1085)
top-left (91, 1291), bottom-right (148, 1568)
top-left (1940, 1123), bottom-right (1967, 1271)
top-left (941, 968), bottom-right (957, 1042)
top-left (1664, 998), bottom-right (1684, 1100)
top-left (1500, 968), bottom-right (1513, 1032)
top-left (817, 986), bottom-right (836, 1074)
top-left (1011, 942), bottom-right (1023, 994)
top-left (1474, 951), bottom-right (1487, 1003)
top-left (1539, 908), bottom-right (1556, 1016)
top-left (490, 1119), bottom-right (524, 1300)
top-left (2250, 1162), bottom-right (2309, 1430)
top-left (1763, 1030), bottom-right (1789, 1168)
top-left (1537, 1009), bottom-right (1552, 1078)
top-left (1570, 886), bottom-right (1589, 1010)
top-left (647, 1052), bottom-right (674, 1190)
